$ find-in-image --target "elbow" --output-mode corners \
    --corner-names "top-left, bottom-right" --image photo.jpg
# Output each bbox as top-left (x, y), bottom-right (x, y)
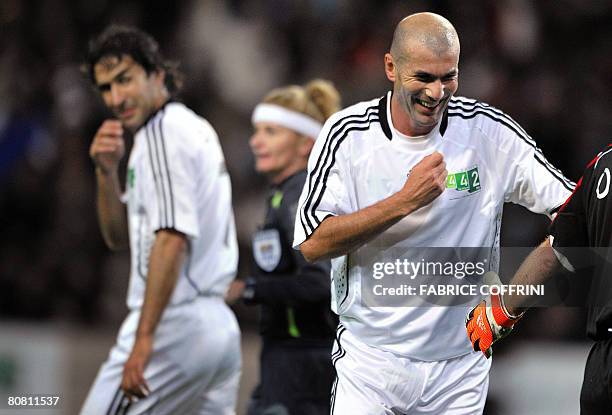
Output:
top-left (300, 239), bottom-right (322, 263)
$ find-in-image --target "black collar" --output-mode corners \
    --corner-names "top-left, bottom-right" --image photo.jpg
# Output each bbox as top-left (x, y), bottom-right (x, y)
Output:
top-left (378, 93), bottom-right (393, 140)
top-left (378, 92), bottom-right (448, 140)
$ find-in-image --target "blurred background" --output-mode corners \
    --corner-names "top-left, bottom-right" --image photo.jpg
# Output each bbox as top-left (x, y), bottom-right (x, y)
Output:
top-left (0, 0), bottom-right (611, 413)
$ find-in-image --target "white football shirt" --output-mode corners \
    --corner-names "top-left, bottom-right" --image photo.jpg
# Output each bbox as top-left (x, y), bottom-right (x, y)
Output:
top-left (124, 102), bottom-right (238, 309)
top-left (294, 92), bottom-right (574, 360)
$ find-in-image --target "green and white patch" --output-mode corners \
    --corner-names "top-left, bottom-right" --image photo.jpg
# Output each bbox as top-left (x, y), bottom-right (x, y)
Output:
top-left (128, 167), bottom-right (136, 189)
top-left (446, 166), bottom-right (481, 193)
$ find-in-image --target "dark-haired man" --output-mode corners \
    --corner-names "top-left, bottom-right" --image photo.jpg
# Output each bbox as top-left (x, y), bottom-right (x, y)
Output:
top-left (80, 26), bottom-right (241, 415)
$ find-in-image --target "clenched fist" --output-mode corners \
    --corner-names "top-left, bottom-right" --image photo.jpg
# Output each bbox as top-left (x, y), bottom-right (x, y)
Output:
top-left (399, 152), bottom-right (448, 213)
top-left (90, 120), bottom-right (125, 174)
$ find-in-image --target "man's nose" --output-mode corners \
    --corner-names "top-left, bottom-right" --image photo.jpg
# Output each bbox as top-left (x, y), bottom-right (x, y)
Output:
top-left (426, 80), bottom-right (444, 101)
top-left (110, 84), bottom-right (124, 107)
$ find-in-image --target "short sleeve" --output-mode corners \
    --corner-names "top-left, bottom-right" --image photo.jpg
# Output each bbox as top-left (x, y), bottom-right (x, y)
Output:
top-left (499, 123), bottom-right (574, 217)
top-left (293, 115), bottom-right (352, 248)
top-left (550, 146), bottom-right (612, 270)
top-left (146, 115), bottom-right (200, 239)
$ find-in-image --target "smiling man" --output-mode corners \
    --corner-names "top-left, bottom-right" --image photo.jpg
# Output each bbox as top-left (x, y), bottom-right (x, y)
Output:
top-left (80, 26), bottom-right (241, 414)
top-left (293, 13), bottom-right (574, 414)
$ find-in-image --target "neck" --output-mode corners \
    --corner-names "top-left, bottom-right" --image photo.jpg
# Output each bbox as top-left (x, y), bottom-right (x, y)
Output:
top-left (155, 89), bottom-right (170, 108)
top-left (131, 91), bottom-right (171, 133)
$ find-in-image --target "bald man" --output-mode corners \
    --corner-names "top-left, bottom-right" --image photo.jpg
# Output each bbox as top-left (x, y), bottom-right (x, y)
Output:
top-left (293, 13), bottom-right (574, 414)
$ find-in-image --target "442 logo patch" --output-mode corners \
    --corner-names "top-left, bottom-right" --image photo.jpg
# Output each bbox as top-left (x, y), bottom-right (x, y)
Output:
top-left (446, 166), bottom-right (481, 193)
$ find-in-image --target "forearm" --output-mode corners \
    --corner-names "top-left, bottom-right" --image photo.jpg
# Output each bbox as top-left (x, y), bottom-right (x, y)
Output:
top-left (300, 192), bottom-right (413, 262)
top-left (135, 230), bottom-right (187, 339)
top-left (95, 168), bottom-right (129, 250)
top-left (503, 238), bottom-right (562, 315)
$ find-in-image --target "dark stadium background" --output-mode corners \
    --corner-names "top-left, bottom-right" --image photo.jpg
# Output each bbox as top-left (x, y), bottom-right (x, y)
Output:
top-left (0, 0), bottom-right (610, 413)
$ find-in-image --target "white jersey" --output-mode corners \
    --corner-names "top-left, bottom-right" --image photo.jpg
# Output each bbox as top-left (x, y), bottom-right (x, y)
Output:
top-left (125, 102), bottom-right (238, 309)
top-left (294, 91), bottom-right (574, 360)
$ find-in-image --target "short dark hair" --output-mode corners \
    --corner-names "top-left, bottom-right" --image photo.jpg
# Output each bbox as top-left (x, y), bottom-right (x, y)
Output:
top-left (84, 25), bottom-right (183, 97)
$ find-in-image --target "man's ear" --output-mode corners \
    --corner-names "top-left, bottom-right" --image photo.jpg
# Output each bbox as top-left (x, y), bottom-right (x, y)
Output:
top-left (152, 69), bottom-right (166, 87)
top-left (384, 53), bottom-right (396, 82)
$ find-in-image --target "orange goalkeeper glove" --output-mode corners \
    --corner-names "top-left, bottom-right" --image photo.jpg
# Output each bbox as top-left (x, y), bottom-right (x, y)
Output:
top-left (465, 292), bottom-right (523, 358)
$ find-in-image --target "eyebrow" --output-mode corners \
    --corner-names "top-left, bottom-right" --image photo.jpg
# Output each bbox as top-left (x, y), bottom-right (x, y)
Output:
top-left (414, 70), bottom-right (458, 79)
top-left (96, 67), bottom-right (131, 91)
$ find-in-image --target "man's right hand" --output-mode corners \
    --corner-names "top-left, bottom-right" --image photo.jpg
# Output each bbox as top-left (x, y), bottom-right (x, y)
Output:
top-left (399, 152), bottom-right (448, 213)
top-left (90, 120), bottom-right (125, 174)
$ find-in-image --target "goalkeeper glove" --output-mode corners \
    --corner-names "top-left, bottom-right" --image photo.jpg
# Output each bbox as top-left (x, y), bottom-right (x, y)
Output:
top-left (465, 292), bottom-right (523, 358)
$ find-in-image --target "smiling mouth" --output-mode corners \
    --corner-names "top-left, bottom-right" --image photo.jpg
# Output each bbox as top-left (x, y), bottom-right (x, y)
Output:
top-left (414, 97), bottom-right (440, 110)
top-left (119, 108), bottom-right (136, 119)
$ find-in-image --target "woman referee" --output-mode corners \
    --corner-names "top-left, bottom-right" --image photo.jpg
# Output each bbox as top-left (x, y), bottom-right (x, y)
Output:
top-left (228, 79), bottom-right (341, 415)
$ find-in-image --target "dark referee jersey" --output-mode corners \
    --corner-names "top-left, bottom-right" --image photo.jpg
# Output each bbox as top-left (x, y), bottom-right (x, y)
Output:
top-left (549, 144), bottom-right (612, 340)
top-left (248, 170), bottom-right (337, 344)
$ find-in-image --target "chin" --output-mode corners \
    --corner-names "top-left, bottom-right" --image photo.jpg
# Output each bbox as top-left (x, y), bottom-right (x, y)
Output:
top-left (255, 164), bottom-right (271, 175)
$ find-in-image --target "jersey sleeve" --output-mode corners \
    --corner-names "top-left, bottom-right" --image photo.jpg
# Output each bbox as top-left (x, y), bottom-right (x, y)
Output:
top-left (497, 120), bottom-right (574, 217)
top-left (550, 146), bottom-right (612, 270)
top-left (293, 115), bottom-right (353, 248)
top-left (147, 115), bottom-right (201, 239)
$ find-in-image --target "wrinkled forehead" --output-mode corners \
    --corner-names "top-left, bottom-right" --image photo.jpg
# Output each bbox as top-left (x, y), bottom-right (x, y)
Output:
top-left (400, 42), bottom-right (459, 71)
top-left (93, 54), bottom-right (136, 84)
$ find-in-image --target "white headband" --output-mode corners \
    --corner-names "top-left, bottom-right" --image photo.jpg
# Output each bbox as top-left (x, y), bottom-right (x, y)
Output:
top-left (252, 103), bottom-right (323, 140)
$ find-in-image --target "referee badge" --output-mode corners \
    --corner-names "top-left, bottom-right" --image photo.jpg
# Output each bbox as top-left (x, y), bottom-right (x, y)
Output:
top-left (253, 229), bottom-right (282, 272)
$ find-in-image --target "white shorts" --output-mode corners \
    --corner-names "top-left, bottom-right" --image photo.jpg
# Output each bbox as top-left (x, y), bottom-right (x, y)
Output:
top-left (80, 297), bottom-right (241, 415)
top-left (330, 324), bottom-right (490, 415)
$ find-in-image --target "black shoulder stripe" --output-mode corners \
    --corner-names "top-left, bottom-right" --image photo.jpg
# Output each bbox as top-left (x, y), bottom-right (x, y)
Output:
top-left (157, 111), bottom-right (175, 228)
top-left (448, 107), bottom-right (574, 191)
top-left (450, 101), bottom-right (573, 184)
top-left (301, 105), bottom-right (378, 225)
top-left (146, 118), bottom-right (167, 228)
top-left (533, 153), bottom-right (574, 191)
top-left (449, 100), bottom-right (537, 147)
top-left (299, 105), bottom-right (379, 235)
top-left (310, 118), bottom-right (380, 227)
top-left (449, 105), bottom-right (574, 190)
top-left (302, 113), bottom-right (380, 233)
top-left (152, 113), bottom-right (172, 228)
